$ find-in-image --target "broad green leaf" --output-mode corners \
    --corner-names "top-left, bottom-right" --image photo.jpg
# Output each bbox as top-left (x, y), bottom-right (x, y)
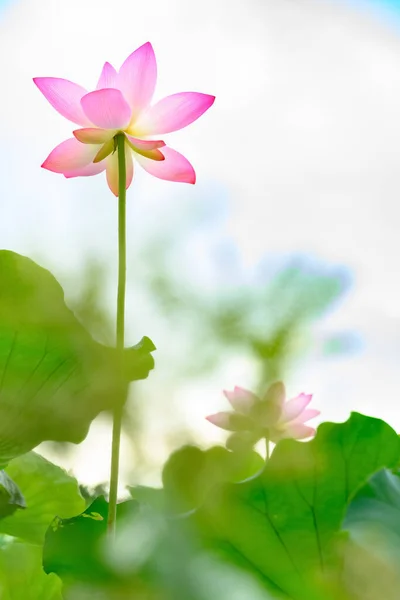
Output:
top-left (43, 496), bottom-right (138, 585)
top-left (0, 470), bottom-right (25, 518)
top-left (0, 451), bottom-right (85, 544)
top-left (0, 541), bottom-right (62, 599)
top-left (162, 445), bottom-right (263, 513)
top-left (191, 413), bottom-right (400, 600)
top-left (0, 250), bottom-right (155, 465)
top-left (129, 446), bottom-right (263, 514)
top-left (44, 496), bottom-right (110, 583)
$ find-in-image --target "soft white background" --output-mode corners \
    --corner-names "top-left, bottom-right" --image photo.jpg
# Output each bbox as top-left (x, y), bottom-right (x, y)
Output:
top-left (1, 0), bottom-right (400, 484)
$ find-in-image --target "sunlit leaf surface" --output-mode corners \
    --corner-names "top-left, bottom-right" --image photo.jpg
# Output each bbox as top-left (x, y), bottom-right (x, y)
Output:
top-left (0, 452), bottom-right (85, 544)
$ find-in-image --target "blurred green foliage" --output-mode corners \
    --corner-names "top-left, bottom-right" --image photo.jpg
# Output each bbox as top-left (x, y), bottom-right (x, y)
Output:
top-left (30, 413), bottom-right (400, 600)
top-left (148, 255), bottom-right (350, 385)
top-left (137, 208), bottom-right (352, 389)
top-left (0, 211), bottom-right (393, 600)
top-left (342, 467), bottom-right (400, 600)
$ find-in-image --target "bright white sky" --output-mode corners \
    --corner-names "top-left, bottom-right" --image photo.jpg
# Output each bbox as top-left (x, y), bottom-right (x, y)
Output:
top-left (1, 0), bottom-right (400, 485)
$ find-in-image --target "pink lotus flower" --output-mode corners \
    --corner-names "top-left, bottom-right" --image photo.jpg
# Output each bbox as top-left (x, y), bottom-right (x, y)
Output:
top-left (34, 42), bottom-right (215, 195)
top-left (206, 382), bottom-right (319, 448)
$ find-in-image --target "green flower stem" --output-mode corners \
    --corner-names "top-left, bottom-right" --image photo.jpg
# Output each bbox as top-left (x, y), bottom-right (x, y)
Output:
top-left (107, 134), bottom-right (127, 535)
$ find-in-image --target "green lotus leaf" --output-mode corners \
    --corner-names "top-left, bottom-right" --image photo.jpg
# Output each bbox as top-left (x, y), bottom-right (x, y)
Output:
top-left (0, 250), bottom-right (155, 465)
top-left (0, 452), bottom-right (85, 544)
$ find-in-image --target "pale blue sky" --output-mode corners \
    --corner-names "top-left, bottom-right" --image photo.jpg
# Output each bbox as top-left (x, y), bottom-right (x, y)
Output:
top-left (379, 0), bottom-right (400, 9)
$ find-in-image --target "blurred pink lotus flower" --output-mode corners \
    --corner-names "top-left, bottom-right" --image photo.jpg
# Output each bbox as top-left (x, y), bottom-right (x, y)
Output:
top-left (206, 382), bottom-right (319, 448)
top-left (34, 42), bottom-right (215, 195)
